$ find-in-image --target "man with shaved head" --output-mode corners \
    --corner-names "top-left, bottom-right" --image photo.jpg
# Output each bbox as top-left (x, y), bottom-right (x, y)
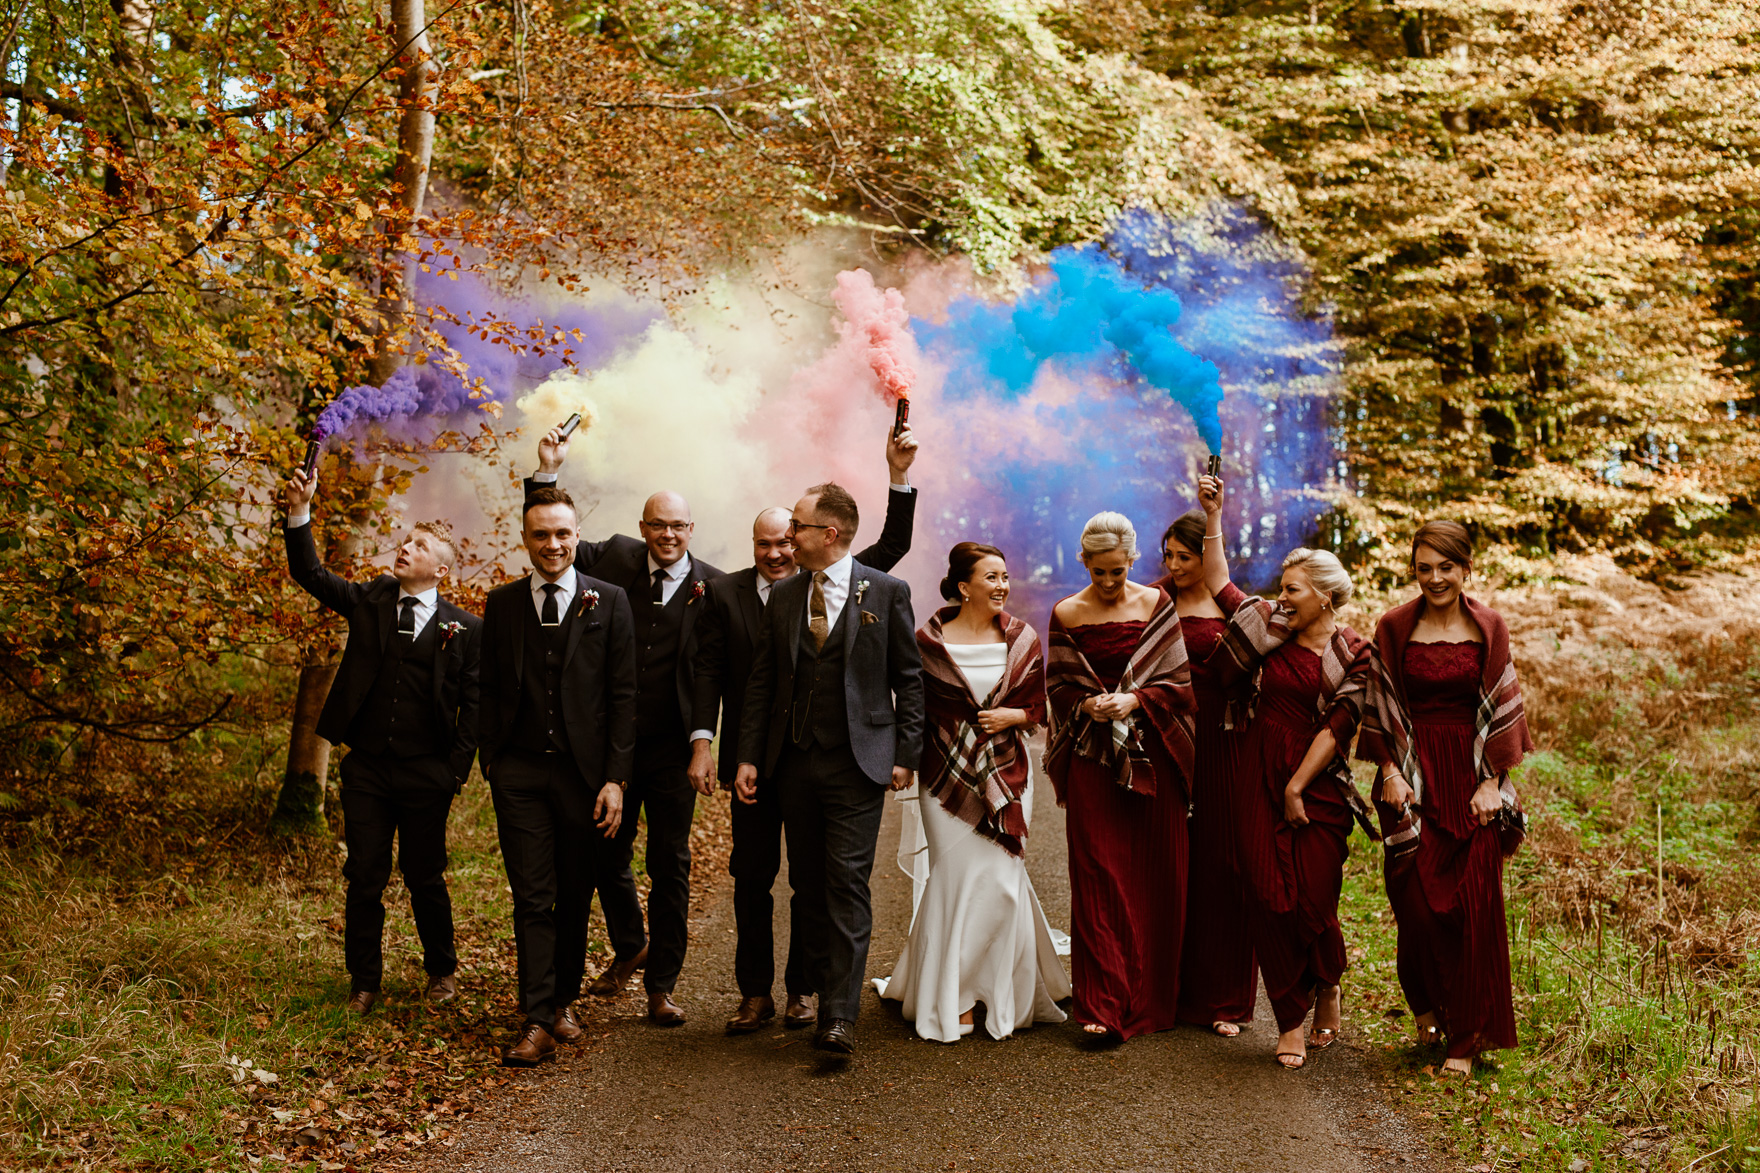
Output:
top-left (529, 428), bottom-right (723, 1026)
top-left (688, 429), bottom-right (919, 1035)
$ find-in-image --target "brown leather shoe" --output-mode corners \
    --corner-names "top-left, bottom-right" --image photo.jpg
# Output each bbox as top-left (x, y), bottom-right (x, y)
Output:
top-left (552, 1003), bottom-right (583, 1043)
top-left (784, 994), bottom-right (815, 1030)
top-left (501, 1022), bottom-right (556, 1068)
top-left (346, 989), bottom-right (377, 1015)
top-left (725, 995), bottom-right (775, 1035)
top-left (425, 973), bottom-right (458, 1004)
top-left (647, 992), bottom-right (686, 1026)
top-left (587, 945), bottom-right (649, 997)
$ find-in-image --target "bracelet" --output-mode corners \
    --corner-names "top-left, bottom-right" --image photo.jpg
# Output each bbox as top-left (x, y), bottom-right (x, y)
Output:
top-left (1205, 530), bottom-right (1223, 539)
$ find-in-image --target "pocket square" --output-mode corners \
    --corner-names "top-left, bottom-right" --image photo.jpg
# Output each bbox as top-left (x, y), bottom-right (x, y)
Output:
top-left (860, 610), bottom-right (880, 626)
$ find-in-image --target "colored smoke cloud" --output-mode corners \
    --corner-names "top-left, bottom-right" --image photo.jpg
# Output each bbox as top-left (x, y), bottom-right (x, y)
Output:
top-left (358, 205), bottom-right (1338, 607)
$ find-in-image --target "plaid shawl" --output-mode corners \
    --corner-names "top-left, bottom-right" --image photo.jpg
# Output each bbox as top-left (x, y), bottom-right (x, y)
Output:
top-left (1043, 588), bottom-right (1196, 802)
top-left (1216, 595), bottom-right (1377, 837)
top-left (916, 607), bottom-right (1047, 857)
top-left (1357, 595), bottom-right (1535, 855)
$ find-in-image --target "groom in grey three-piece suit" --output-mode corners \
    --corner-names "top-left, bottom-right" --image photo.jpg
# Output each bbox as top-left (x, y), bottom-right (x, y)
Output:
top-left (735, 481), bottom-right (925, 1056)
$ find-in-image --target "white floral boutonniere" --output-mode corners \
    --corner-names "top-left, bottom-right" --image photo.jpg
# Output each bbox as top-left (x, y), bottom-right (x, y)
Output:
top-left (439, 620), bottom-right (465, 648)
top-left (579, 588), bottom-right (600, 615)
top-left (854, 578), bottom-right (871, 607)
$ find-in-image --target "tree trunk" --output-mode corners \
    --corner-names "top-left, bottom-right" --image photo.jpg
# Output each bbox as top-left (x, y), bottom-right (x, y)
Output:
top-left (366, 0), bottom-right (439, 387)
top-left (268, 656), bottom-right (340, 836)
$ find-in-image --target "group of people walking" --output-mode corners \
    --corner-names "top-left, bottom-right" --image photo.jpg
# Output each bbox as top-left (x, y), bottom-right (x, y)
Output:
top-left (283, 421), bottom-right (1532, 1077)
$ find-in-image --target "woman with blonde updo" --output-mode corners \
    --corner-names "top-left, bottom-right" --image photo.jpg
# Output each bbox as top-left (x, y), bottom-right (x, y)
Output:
top-left (1044, 512), bottom-right (1197, 1042)
top-left (1215, 546), bottom-right (1374, 1070)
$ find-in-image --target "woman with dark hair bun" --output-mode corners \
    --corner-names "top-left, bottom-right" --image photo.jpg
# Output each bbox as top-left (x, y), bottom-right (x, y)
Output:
top-left (1358, 520), bottom-right (1533, 1077)
top-left (875, 543), bottom-right (1070, 1041)
top-left (1153, 480), bottom-right (1260, 1038)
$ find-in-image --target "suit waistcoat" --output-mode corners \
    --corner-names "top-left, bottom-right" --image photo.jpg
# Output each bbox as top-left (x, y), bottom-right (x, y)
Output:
top-left (790, 598), bottom-right (852, 750)
top-left (512, 598), bottom-right (577, 753)
top-left (634, 582), bottom-right (688, 738)
top-left (348, 614), bottom-right (442, 757)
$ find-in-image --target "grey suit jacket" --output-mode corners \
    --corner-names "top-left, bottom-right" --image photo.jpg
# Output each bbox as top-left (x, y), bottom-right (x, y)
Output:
top-left (736, 561), bottom-right (924, 786)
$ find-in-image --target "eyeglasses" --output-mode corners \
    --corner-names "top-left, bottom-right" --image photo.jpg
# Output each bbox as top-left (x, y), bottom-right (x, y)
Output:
top-left (642, 520), bottom-right (694, 534)
top-left (786, 519), bottom-right (832, 535)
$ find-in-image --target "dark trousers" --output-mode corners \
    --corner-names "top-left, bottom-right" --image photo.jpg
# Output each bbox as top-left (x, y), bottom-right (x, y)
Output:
top-left (598, 734), bottom-right (698, 992)
top-left (775, 742), bottom-right (886, 1022)
top-left (730, 780), bottom-right (810, 998)
top-left (339, 750), bottom-right (458, 993)
top-left (488, 751), bottom-right (605, 1026)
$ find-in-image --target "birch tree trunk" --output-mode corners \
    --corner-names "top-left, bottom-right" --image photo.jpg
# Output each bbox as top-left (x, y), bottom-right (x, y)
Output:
top-left (366, 0), bottom-right (439, 386)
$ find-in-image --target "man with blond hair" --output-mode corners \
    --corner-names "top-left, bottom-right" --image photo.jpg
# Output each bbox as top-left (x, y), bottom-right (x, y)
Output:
top-left (283, 466), bottom-right (481, 1015)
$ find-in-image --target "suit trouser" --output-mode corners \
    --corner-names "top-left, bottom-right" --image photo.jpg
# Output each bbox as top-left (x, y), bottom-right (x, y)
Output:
top-left (599, 734), bottom-right (698, 993)
top-left (339, 749), bottom-right (458, 993)
top-left (774, 741), bottom-right (886, 1022)
top-left (730, 779), bottom-right (811, 999)
top-left (489, 751), bottom-right (605, 1026)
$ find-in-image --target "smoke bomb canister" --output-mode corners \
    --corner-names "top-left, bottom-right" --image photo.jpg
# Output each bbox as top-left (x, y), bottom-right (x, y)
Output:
top-left (557, 412), bottom-right (583, 440)
top-left (892, 397), bottom-right (910, 439)
top-left (302, 440), bottom-right (321, 479)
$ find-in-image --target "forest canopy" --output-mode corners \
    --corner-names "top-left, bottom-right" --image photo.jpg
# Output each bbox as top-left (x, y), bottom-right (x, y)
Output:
top-left (2, 0), bottom-right (1758, 804)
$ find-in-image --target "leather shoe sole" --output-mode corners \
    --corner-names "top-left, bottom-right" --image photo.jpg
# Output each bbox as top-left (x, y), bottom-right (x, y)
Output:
top-left (587, 945), bottom-right (650, 997)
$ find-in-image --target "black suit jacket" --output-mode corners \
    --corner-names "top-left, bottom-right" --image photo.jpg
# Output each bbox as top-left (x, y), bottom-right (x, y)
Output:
top-left (522, 478), bottom-right (724, 728)
top-left (737, 561), bottom-right (925, 786)
top-left (284, 522), bottom-right (482, 784)
top-left (479, 574), bottom-right (639, 786)
top-left (689, 487), bottom-right (919, 784)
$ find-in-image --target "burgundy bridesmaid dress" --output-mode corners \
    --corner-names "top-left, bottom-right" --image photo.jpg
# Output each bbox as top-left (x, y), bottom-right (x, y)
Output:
top-left (1386, 641), bottom-right (1518, 1059)
top-left (1175, 611), bottom-right (1258, 1027)
top-left (1234, 645), bottom-right (1355, 1033)
top-left (1062, 621), bottom-right (1190, 1040)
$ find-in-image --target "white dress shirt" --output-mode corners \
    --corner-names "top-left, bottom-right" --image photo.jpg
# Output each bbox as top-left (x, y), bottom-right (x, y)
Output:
top-left (396, 585), bottom-right (438, 638)
top-left (648, 552), bottom-right (692, 604)
top-left (530, 565), bottom-right (579, 622)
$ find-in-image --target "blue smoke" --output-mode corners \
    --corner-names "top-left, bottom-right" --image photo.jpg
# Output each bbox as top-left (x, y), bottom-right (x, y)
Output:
top-left (914, 204), bottom-right (1338, 594)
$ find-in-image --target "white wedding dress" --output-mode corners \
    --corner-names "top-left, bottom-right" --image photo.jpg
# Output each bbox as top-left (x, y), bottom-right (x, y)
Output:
top-left (874, 642), bottom-right (1072, 1042)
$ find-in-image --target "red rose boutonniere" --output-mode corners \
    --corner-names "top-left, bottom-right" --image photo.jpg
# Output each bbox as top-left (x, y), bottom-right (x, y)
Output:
top-left (579, 588), bottom-right (601, 615)
top-left (689, 579), bottom-right (706, 605)
top-left (439, 620), bottom-right (465, 648)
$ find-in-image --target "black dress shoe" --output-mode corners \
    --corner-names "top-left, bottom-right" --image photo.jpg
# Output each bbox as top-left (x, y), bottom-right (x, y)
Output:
top-left (814, 1018), bottom-right (855, 1054)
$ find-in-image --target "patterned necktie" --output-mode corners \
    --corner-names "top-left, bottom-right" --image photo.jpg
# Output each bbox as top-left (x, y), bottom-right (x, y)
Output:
top-left (540, 582), bottom-right (561, 626)
top-left (651, 567), bottom-right (668, 604)
top-left (398, 597), bottom-right (417, 636)
top-left (809, 571), bottom-right (830, 652)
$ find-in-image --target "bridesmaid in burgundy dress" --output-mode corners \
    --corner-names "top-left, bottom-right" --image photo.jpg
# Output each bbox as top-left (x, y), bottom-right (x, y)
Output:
top-left (1045, 511), bottom-right (1197, 1042)
top-left (1215, 547), bottom-right (1374, 1070)
top-left (1358, 521), bottom-right (1532, 1077)
top-left (1154, 478), bottom-right (1258, 1037)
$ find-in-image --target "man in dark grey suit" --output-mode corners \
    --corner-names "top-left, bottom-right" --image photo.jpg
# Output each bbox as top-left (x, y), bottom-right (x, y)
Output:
top-left (735, 482), bottom-right (925, 1055)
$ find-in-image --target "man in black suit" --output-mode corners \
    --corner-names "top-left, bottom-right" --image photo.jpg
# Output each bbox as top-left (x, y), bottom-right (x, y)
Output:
top-left (688, 431), bottom-right (920, 1035)
top-left (526, 433), bottom-right (722, 1026)
top-left (735, 482), bottom-right (925, 1056)
top-left (282, 468), bottom-right (480, 1015)
top-left (479, 486), bottom-right (638, 1066)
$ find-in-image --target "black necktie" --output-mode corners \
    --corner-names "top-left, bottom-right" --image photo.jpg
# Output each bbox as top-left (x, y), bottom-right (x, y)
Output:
top-left (398, 597), bottom-right (418, 636)
top-left (540, 582), bottom-right (561, 626)
top-left (651, 568), bottom-right (668, 604)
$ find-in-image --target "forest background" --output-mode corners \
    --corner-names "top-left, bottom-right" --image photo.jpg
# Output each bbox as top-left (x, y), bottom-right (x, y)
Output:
top-left (2, 0), bottom-right (1759, 1168)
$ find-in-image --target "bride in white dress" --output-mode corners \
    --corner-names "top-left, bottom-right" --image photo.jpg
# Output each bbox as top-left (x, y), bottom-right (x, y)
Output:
top-left (875, 543), bottom-right (1072, 1041)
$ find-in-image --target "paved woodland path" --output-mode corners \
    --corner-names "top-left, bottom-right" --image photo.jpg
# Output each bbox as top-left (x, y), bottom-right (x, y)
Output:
top-left (427, 791), bottom-right (1450, 1173)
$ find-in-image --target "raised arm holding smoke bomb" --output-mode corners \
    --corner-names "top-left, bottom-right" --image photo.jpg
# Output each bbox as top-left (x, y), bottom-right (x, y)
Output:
top-left (525, 419), bottom-right (723, 1028)
top-left (280, 461), bottom-right (481, 1020)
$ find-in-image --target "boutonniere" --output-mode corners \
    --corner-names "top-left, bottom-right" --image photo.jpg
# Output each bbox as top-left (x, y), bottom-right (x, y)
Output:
top-left (439, 620), bottom-right (465, 648)
top-left (579, 588), bottom-right (600, 615)
top-left (854, 578), bottom-right (871, 606)
top-left (689, 579), bottom-right (706, 605)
